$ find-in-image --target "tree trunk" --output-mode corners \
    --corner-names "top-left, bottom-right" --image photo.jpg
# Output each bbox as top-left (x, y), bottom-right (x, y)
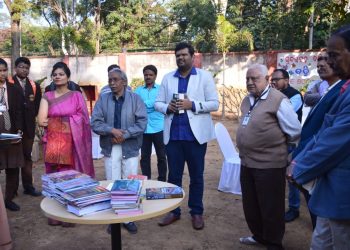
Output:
top-left (95, 1), bottom-right (101, 55)
top-left (10, 19), bottom-right (21, 74)
top-left (4, 0), bottom-right (21, 75)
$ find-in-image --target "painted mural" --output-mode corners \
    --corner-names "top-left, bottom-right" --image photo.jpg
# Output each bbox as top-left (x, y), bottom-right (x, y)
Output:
top-left (277, 51), bottom-right (322, 89)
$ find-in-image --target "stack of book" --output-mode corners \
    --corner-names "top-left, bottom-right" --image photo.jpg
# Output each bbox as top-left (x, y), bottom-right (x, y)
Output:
top-left (42, 170), bottom-right (111, 216)
top-left (110, 179), bottom-right (143, 215)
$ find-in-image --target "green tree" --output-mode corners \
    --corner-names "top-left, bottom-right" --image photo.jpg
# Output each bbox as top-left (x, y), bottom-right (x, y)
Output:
top-left (31, 0), bottom-right (95, 55)
top-left (101, 0), bottom-right (170, 52)
top-left (4, 0), bottom-right (30, 73)
top-left (168, 0), bottom-right (218, 52)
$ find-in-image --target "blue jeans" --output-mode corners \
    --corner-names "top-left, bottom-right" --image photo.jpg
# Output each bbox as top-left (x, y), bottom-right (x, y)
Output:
top-left (288, 181), bottom-right (300, 210)
top-left (166, 140), bottom-right (207, 216)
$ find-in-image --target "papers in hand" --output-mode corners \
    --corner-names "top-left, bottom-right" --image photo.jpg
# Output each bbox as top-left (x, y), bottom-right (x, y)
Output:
top-left (0, 133), bottom-right (22, 140)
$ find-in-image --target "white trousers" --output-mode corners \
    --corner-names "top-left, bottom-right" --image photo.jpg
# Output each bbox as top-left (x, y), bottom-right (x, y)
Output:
top-left (311, 217), bottom-right (350, 250)
top-left (104, 144), bottom-right (139, 181)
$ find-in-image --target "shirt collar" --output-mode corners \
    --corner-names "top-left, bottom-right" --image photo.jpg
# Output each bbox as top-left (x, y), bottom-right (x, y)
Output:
top-left (249, 85), bottom-right (271, 101)
top-left (327, 79), bottom-right (342, 92)
top-left (113, 89), bottom-right (126, 101)
top-left (143, 83), bottom-right (157, 89)
top-left (173, 67), bottom-right (197, 78)
top-left (16, 75), bottom-right (26, 84)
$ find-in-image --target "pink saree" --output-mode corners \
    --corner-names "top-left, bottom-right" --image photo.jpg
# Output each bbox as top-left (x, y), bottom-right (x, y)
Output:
top-left (43, 91), bottom-right (95, 177)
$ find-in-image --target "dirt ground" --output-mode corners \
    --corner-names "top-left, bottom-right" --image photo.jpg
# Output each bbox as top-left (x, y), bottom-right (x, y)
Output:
top-left (1, 119), bottom-right (312, 250)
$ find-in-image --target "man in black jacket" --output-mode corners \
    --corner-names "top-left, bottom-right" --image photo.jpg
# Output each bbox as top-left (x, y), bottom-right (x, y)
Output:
top-left (10, 57), bottom-right (42, 197)
top-left (271, 68), bottom-right (304, 223)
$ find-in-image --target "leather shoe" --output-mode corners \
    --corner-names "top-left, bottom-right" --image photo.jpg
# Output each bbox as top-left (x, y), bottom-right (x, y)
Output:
top-left (284, 209), bottom-right (299, 222)
top-left (123, 222), bottom-right (137, 234)
top-left (23, 188), bottom-right (42, 197)
top-left (191, 215), bottom-right (204, 230)
top-left (158, 212), bottom-right (180, 227)
top-left (5, 200), bottom-right (20, 211)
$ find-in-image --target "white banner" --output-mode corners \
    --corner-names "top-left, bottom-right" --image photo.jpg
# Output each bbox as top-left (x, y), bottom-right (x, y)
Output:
top-left (277, 51), bottom-right (322, 89)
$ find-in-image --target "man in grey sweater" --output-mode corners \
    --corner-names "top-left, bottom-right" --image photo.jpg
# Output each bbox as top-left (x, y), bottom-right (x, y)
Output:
top-left (91, 68), bottom-right (147, 234)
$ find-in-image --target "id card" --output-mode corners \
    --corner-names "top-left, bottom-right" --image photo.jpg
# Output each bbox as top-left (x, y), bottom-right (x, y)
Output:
top-left (242, 114), bottom-right (250, 126)
top-left (0, 104), bottom-right (7, 112)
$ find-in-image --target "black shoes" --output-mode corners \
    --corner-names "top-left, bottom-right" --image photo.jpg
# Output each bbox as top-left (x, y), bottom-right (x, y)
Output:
top-left (107, 223), bottom-right (138, 234)
top-left (5, 200), bottom-right (20, 211)
top-left (123, 222), bottom-right (138, 234)
top-left (23, 188), bottom-right (42, 197)
top-left (284, 209), bottom-right (300, 222)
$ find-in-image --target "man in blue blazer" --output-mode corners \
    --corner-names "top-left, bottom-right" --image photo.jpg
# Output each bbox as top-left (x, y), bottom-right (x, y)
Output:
top-left (291, 25), bottom-right (350, 249)
top-left (287, 56), bottom-right (342, 226)
top-left (155, 42), bottom-right (219, 230)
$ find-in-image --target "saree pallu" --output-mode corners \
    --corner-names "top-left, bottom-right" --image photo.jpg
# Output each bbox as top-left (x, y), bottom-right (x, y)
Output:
top-left (43, 91), bottom-right (95, 177)
top-left (45, 117), bottom-right (73, 165)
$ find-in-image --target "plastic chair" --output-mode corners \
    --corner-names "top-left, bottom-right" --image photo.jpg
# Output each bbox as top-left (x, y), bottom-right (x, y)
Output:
top-left (215, 122), bottom-right (241, 195)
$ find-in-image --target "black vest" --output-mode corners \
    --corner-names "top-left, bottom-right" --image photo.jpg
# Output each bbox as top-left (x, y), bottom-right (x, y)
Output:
top-left (281, 85), bottom-right (303, 122)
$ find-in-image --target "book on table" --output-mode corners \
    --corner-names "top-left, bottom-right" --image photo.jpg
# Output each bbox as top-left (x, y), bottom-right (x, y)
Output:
top-left (146, 187), bottom-right (183, 200)
top-left (42, 170), bottom-right (112, 216)
top-left (111, 179), bottom-right (142, 195)
top-left (67, 200), bottom-right (112, 217)
top-left (127, 174), bottom-right (148, 180)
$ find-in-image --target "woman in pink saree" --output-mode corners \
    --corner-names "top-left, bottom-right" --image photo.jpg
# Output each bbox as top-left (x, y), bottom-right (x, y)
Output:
top-left (38, 62), bottom-right (94, 226)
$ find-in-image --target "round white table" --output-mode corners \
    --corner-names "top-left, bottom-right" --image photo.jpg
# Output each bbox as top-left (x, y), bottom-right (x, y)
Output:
top-left (41, 180), bottom-right (184, 250)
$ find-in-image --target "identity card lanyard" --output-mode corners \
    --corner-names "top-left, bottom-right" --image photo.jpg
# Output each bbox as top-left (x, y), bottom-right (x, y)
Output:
top-left (0, 88), bottom-right (7, 114)
top-left (242, 87), bottom-right (270, 127)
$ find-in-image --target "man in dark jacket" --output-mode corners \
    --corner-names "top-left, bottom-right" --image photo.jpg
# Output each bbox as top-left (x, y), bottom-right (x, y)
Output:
top-left (10, 57), bottom-right (42, 197)
top-left (271, 68), bottom-right (304, 223)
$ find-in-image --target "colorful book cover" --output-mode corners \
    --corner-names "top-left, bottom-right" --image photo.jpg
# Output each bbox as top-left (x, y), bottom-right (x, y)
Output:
top-left (67, 201), bottom-right (112, 217)
top-left (111, 179), bottom-right (141, 195)
top-left (127, 174), bottom-right (148, 180)
top-left (55, 177), bottom-right (99, 192)
top-left (146, 187), bottom-right (183, 200)
top-left (66, 186), bottom-right (110, 201)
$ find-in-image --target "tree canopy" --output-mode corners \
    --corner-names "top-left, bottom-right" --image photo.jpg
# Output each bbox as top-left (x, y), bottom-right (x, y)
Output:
top-left (0, 0), bottom-right (349, 56)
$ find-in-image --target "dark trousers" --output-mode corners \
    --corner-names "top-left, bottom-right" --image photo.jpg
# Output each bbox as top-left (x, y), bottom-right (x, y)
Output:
top-left (300, 187), bottom-right (317, 229)
top-left (21, 134), bottom-right (35, 190)
top-left (166, 140), bottom-right (207, 216)
top-left (140, 131), bottom-right (167, 182)
top-left (241, 166), bottom-right (286, 250)
top-left (5, 168), bottom-right (19, 201)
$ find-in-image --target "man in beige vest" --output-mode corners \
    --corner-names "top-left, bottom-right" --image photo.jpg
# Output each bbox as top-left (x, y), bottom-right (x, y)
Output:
top-left (236, 64), bottom-right (301, 249)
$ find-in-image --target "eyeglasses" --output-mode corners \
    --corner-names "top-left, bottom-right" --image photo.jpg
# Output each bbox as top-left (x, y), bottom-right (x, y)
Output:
top-left (270, 78), bottom-right (285, 82)
top-left (317, 56), bottom-right (328, 62)
top-left (108, 78), bottom-right (124, 85)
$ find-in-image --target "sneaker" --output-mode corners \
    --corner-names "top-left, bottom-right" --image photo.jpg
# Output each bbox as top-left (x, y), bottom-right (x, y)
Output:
top-left (284, 209), bottom-right (299, 222)
top-left (123, 222), bottom-right (137, 234)
top-left (239, 236), bottom-right (259, 245)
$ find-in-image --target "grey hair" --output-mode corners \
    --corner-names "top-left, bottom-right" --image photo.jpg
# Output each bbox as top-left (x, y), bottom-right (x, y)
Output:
top-left (108, 68), bottom-right (128, 84)
top-left (247, 64), bottom-right (269, 77)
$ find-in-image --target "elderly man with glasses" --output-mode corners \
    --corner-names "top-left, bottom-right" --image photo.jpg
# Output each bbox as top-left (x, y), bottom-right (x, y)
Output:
top-left (91, 68), bottom-right (147, 234)
top-left (237, 64), bottom-right (301, 249)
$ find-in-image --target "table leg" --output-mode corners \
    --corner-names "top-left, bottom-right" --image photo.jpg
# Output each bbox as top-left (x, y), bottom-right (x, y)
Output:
top-left (111, 223), bottom-right (121, 250)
